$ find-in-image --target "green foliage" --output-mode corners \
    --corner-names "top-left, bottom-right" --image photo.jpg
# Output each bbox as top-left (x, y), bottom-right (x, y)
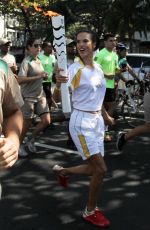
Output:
top-left (0, 0), bottom-right (149, 44)
top-left (105, 0), bottom-right (150, 40)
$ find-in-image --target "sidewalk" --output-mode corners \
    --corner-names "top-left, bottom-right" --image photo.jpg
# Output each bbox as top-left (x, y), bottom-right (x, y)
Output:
top-left (0, 116), bottom-right (150, 230)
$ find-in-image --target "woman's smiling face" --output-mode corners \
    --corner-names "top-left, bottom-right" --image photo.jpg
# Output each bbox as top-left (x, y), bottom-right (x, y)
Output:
top-left (76, 32), bottom-right (95, 61)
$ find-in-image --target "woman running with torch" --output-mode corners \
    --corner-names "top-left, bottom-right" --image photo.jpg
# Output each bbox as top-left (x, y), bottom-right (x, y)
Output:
top-left (53, 29), bottom-right (114, 228)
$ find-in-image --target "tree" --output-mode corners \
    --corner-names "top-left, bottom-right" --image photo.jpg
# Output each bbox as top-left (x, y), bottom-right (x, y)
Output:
top-left (105, 0), bottom-right (150, 50)
top-left (0, 0), bottom-right (150, 48)
top-left (0, 0), bottom-right (59, 39)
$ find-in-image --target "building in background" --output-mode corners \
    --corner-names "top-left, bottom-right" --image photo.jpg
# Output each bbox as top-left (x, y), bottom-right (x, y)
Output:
top-left (133, 31), bottom-right (150, 53)
top-left (0, 15), bottom-right (24, 48)
top-left (0, 14), bottom-right (150, 54)
top-left (0, 15), bottom-right (25, 68)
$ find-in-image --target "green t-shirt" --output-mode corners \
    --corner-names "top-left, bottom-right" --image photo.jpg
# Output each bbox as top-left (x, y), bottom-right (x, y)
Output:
top-left (95, 48), bottom-right (119, 88)
top-left (38, 53), bottom-right (56, 83)
top-left (118, 57), bottom-right (128, 70)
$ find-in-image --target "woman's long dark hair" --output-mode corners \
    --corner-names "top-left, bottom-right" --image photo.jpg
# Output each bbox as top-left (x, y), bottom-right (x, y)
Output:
top-left (25, 37), bottom-right (40, 50)
top-left (75, 29), bottom-right (99, 51)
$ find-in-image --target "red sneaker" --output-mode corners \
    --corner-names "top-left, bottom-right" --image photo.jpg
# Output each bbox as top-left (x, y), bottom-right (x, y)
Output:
top-left (83, 209), bottom-right (110, 228)
top-left (95, 207), bottom-right (110, 227)
top-left (57, 175), bottom-right (69, 187)
top-left (95, 206), bottom-right (101, 213)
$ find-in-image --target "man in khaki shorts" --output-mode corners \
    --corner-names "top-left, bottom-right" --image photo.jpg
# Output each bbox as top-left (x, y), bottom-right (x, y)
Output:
top-left (117, 71), bottom-right (150, 151)
top-left (0, 59), bottom-right (23, 198)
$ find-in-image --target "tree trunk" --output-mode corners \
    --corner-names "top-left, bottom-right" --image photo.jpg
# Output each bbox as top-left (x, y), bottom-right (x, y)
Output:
top-left (21, 7), bottom-right (33, 38)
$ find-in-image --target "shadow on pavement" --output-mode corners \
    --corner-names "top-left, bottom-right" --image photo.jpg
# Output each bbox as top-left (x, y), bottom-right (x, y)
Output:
top-left (0, 117), bottom-right (150, 230)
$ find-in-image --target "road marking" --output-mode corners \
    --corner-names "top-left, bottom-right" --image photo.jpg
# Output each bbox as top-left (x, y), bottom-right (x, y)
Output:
top-left (35, 142), bottom-right (78, 154)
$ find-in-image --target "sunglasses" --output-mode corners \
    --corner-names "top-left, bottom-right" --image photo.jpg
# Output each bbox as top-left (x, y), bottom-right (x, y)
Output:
top-left (33, 43), bottom-right (41, 48)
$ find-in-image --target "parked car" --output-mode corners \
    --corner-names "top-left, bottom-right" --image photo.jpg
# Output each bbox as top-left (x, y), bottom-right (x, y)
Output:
top-left (126, 53), bottom-right (150, 80)
top-left (118, 53), bottom-right (150, 89)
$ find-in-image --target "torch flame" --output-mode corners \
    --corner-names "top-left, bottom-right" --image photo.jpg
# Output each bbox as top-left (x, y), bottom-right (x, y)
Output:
top-left (43, 11), bottom-right (60, 17)
top-left (33, 2), bottom-right (60, 17)
top-left (33, 2), bottom-right (42, 12)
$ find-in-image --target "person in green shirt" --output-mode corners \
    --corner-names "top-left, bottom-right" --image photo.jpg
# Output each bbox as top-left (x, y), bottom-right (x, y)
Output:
top-left (95, 33), bottom-right (126, 141)
top-left (39, 41), bottom-right (57, 109)
top-left (116, 42), bottom-right (139, 82)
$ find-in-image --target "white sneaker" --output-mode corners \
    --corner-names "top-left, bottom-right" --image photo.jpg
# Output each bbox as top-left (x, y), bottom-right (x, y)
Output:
top-left (27, 141), bottom-right (37, 153)
top-left (19, 144), bottom-right (28, 157)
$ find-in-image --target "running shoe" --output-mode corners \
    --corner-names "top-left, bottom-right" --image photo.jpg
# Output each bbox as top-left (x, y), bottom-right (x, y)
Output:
top-left (53, 164), bottom-right (69, 187)
top-left (27, 141), bottom-right (37, 153)
top-left (116, 132), bottom-right (126, 151)
top-left (19, 144), bottom-right (28, 157)
top-left (83, 208), bottom-right (110, 228)
top-left (95, 206), bottom-right (101, 213)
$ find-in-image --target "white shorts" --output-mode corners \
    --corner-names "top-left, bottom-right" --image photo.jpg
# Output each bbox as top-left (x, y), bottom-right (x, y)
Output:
top-left (69, 109), bottom-right (105, 160)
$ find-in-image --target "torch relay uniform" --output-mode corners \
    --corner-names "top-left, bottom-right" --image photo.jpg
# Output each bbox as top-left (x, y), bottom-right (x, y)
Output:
top-left (19, 56), bottom-right (49, 118)
top-left (18, 55), bottom-right (50, 155)
top-left (53, 58), bottom-right (111, 227)
top-left (53, 30), bottom-right (112, 228)
top-left (68, 59), bottom-right (106, 159)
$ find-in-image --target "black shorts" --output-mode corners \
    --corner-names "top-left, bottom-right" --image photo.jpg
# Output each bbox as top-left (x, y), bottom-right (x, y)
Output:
top-left (104, 88), bottom-right (116, 102)
top-left (43, 82), bottom-right (52, 99)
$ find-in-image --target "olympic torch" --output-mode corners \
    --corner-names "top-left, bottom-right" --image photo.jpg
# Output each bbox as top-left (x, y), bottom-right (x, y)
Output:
top-left (32, 3), bottom-right (71, 114)
top-left (51, 16), bottom-right (71, 114)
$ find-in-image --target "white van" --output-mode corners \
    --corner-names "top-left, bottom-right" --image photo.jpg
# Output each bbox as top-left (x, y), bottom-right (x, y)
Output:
top-left (118, 53), bottom-right (150, 89)
top-left (127, 53), bottom-right (150, 78)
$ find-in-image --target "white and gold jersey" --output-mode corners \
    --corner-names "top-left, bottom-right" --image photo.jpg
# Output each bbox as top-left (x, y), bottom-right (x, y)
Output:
top-left (68, 60), bottom-right (106, 111)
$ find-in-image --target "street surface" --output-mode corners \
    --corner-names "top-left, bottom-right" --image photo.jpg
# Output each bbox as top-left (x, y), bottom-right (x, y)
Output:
top-left (0, 110), bottom-right (150, 230)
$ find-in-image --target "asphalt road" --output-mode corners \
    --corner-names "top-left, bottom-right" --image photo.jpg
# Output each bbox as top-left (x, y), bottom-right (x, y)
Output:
top-left (0, 112), bottom-right (150, 230)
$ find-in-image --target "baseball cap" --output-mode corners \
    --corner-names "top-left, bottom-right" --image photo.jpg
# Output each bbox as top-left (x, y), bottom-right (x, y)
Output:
top-left (66, 38), bottom-right (75, 46)
top-left (116, 42), bottom-right (128, 50)
top-left (0, 38), bottom-right (11, 46)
